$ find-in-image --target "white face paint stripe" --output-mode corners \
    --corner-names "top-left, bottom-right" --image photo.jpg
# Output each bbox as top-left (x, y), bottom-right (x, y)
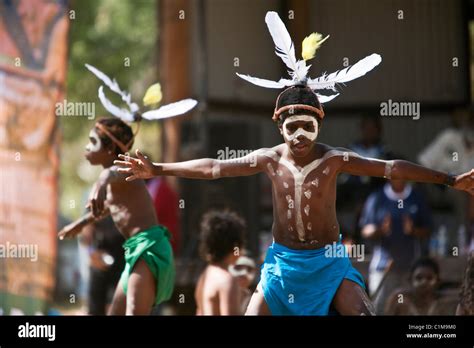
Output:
top-left (88, 129), bottom-right (102, 153)
top-left (282, 115), bottom-right (319, 143)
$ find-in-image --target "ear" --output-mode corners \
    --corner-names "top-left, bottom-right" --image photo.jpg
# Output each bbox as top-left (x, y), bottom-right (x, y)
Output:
top-left (104, 142), bottom-right (117, 155)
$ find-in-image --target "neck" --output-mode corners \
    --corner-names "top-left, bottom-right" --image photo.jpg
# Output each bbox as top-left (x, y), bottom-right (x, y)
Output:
top-left (210, 260), bottom-right (232, 270)
top-left (102, 157), bottom-right (115, 169)
top-left (288, 144), bottom-right (321, 168)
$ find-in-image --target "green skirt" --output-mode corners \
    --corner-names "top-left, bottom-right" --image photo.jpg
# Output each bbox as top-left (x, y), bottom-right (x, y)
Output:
top-left (120, 225), bottom-right (175, 305)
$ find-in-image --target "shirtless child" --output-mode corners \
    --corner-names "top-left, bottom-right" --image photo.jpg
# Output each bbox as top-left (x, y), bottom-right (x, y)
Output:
top-left (58, 118), bottom-right (175, 315)
top-left (115, 86), bottom-right (474, 315)
top-left (194, 210), bottom-right (245, 315)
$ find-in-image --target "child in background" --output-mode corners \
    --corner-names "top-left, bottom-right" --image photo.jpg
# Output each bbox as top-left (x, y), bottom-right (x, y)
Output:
top-left (58, 118), bottom-right (175, 315)
top-left (384, 258), bottom-right (447, 315)
top-left (229, 255), bottom-right (257, 314)
top-left (195, 210), bottom-right (245, 315)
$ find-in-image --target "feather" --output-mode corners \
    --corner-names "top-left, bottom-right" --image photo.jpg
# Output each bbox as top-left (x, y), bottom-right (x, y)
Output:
top-left (265, 12), bottom-right (307, 82)
top-left (141, 99), bottom-right (197, 120)
top-left (316, 93), bottom-right (340, 104)
top-left (85, 64), bottom-right (139, 113)
top-left (143, 83), bottom-right (163, 106)
top-left (307, 53), bottom-right (382, 91)
top-left (236, 73), bottom-right (291, 89)
top-left (97, 86), bottom-right (135, 123)
top-left (302, 33), bottom-right (329, 61)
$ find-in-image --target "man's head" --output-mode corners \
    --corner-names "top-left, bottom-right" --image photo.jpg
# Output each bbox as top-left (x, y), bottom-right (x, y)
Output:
top-left (199, 209), bottom-right (246, 265)
top-left (410, 258), bottom-right (440, 295)
top-left (85, 117), bottom-right (134, 166)
top-left (275, 86), bottom-right (324, 157)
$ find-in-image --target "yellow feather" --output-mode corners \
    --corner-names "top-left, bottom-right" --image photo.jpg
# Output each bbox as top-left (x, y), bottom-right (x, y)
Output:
top-left (143, 83), bottom-right (163, 106)
top-left (302, 32), bottom-right (330, 61)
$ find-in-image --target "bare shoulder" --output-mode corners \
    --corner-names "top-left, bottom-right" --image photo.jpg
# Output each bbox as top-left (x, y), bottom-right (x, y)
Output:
top-left (316, 143), bottom-right (361, 162)
top-left (217, 271), bottom-right (239, 292)
top-left (107, 165), bottom-right (135, 184)
top-left (206, 267), bottom-right (237, 291)
top-left (250, 145), bottom-right (285, 163)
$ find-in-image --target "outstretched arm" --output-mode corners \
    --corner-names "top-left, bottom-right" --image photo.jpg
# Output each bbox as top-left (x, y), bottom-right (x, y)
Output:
top-left (58, 209), bottom-right (109, 240)
top-left (339, 151), bottom-right (474, 194)
top-left (114, 149), bottom-right (266, 181)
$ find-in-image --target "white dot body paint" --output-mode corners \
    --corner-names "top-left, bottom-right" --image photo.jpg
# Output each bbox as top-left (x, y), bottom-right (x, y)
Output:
top-left (276, 169), bottom-right (283, 176)
top-left (282, 115), bottom-right (319, 144)
top-left (287, 210), bottom-right (292, 219)
top-left (267, 163), bottom-right (276, 176)
top-left (304, 190), bottom-right (312, 199)
top-left (266, 148), bottom-right (360, 242)
top-left (87, 129), bottom-right (102, 153)
top-left (323, 166), bottom-right (330, 175)
top-left (304, 205), bottom-right (310, 216)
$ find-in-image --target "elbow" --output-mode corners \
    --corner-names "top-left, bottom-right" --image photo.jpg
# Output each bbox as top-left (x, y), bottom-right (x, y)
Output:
top-left (208, 160), bottom-right (221, 180)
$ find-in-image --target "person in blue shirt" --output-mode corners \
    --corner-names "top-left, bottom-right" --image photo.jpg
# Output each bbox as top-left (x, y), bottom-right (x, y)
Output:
top-left (359, 176), bottom-right (432, 314)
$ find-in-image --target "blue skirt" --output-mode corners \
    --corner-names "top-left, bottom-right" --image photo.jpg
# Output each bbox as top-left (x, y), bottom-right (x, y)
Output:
top-left (260, 240), bottom-right (365, 315)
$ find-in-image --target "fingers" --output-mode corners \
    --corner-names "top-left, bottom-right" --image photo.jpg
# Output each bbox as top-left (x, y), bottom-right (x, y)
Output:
top-left (117, 153), bottom-right (140, 163)
top-left (125, 175), bottom-right (138, 182)
top-left (91, 198), bottom-right (98, 217)
top-left (113, 160), bottom-right (133, 167)
top-left (116, 167), bottom-right (132, 173)
top-left (135, 149), bottom-right (147, 161)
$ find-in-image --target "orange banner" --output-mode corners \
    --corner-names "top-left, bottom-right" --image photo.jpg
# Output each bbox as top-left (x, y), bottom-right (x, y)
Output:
top-left (0, 0), bottom-right (69, 315)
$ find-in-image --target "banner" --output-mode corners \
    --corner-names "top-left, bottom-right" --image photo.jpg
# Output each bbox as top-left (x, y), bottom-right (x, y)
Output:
top-left (0, 0), bottom-right (69, 315)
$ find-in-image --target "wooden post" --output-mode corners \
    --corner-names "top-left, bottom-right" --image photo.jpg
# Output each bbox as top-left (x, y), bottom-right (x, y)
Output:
top-left (158, 0), bottom-right (192, 190)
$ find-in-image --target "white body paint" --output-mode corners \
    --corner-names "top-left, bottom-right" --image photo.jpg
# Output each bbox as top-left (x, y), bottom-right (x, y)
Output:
top-left (263, 148), bottom-right (361, 242)
top-left (282, 115), bottom-right (319, 144)
top-left (87, 129), bottom-right (102, 153)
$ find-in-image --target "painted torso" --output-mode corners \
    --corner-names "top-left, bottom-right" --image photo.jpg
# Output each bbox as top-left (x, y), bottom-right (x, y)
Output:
top-left (261, 143), bottom-right (352, 250)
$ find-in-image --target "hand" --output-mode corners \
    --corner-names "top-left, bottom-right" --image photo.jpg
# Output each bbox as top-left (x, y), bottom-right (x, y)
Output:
top-left (380, 214), bottom-right (392, 236)
top-left (114, 149), bottom-right (156, 181)
top-left (402, 214), bottom-right (414, 235)
top-left (453, 169), bottom-right (474, 195)
top-left (58, 222), bottom-right (82, 240)
top-left (89, 180), bottom-right (108, 218)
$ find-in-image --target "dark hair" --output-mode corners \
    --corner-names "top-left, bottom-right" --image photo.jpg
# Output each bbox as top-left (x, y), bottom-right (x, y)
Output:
top-left (410, 258), bottom-right (440, 278)
top-left (275, 86), bottom-right (323, 128)
top-left (199, 209), bottom-right (246, 263)
top-left (95, 117), bottom-right (134, 155)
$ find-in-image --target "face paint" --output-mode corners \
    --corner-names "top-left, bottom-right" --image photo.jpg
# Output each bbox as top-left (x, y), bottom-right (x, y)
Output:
top-left (86, 129), bottom-right (102, 153)
top-left (282, 115), bottom-right (319, 143)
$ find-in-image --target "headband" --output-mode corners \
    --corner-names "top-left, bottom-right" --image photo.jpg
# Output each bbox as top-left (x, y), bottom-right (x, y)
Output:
top-left (95, 122), bottom-right (134, 154)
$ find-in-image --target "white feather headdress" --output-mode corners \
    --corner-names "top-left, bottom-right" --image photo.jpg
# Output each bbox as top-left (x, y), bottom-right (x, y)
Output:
top-left (85, 64), bottom-right (198, 153)
top-left (85, 64), bottom-right (198, 123)
top-left (236, 11), bottom-right (382, 105)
